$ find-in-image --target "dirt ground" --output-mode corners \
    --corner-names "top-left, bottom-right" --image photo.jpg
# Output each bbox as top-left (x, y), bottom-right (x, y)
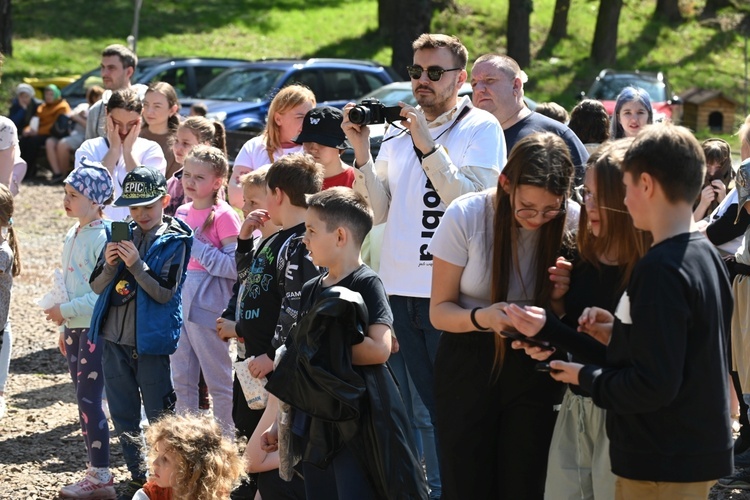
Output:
top-left (0, 180), bottom-right (749, 499)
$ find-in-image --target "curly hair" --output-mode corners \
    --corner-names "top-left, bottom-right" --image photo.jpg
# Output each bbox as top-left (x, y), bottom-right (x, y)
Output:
top-left (145, 414), bottom-right (243, 500)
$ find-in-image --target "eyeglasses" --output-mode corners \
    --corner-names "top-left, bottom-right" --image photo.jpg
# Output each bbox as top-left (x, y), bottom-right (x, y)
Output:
top-left (514, 206), bottom-right (566, 220)
top-left (406, 65), bottom-right (462, 82)
top-left (574, 185), bottom-right (630, 214)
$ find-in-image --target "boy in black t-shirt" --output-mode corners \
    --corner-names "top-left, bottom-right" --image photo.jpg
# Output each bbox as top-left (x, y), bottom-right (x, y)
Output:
top-left (515, 125), bottom-right (733, 498)
top-left (262, 187), bottom-right (425, 499)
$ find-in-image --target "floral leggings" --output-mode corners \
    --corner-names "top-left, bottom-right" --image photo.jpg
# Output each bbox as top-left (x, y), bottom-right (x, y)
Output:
top-left (64, 328), bottom-right (109, 468)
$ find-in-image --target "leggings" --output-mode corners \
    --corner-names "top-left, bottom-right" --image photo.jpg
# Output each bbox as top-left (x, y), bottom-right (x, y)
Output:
top-left (64, 328), bottom-right (109, 468)
top-left (0, 322), bottom-right (11, 393)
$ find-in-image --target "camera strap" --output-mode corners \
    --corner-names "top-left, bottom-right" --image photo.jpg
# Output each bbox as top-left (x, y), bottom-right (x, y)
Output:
top-left (412, 105), bottom-right (472, 163)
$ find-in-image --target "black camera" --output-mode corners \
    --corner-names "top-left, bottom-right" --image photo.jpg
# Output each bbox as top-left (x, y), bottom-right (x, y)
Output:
top-left (348, 98), bottom-right (403, 126)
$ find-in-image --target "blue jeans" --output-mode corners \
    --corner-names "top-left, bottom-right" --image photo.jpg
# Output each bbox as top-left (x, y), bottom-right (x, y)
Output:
top-left (102, 340), bottom-right (175, 480)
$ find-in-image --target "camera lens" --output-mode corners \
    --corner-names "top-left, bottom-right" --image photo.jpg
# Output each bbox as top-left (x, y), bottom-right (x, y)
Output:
top-left (348, 105), bottom-right (371, 126)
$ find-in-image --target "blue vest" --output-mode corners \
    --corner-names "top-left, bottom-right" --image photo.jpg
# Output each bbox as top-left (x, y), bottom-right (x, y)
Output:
top-left (89, 218), bottom-right (193, 355)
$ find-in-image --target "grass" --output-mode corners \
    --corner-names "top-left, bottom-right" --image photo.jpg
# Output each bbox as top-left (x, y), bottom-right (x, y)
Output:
top-left (2, 0), bottom-right (749, 141)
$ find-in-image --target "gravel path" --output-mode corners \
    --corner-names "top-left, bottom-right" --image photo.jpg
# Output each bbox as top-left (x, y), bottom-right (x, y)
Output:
top-left (0, 181), bottom-right (748, 499)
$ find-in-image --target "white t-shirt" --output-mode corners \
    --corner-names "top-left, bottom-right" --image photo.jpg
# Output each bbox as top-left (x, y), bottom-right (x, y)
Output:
top-left (75, 136), bottom-right (167, 220)
top-left (0, 116), bottom-right (24, 168)
top-left (233, 135), bottom-right (302, 173)
top-left (375, 97), bottom-right (504, 297)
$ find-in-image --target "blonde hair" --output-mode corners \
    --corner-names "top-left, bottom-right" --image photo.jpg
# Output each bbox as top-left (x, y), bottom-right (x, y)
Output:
top-left (185, 145), bottom-right (229, 233)
top-left (263, 84), bottom-right (316, 163)
top-left (738, 114), bottom-right (750, 154)
top-left (0, 185), bottom-right (20, 277)
top-left (239, 165), bottom-right (270, 190)
top-left (146, 415), bottom-right (243, 500)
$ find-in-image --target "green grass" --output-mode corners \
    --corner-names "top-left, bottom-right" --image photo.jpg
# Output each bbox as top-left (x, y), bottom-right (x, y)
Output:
top-left (2, 0), bottom-right (750, 142)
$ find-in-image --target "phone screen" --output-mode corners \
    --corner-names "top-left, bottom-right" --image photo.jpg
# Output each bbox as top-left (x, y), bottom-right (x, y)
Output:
top-left (111, 222), bottom-right (131, 243)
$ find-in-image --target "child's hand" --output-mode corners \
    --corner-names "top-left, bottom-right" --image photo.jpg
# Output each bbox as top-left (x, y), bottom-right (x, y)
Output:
top-left (240, 209), bottom-right (270, 240)
top-left (549, 256), bottom-right (572, 301)
top-left (116, 240), bottom-right (140, 267)
top-left (577, 307), bottom-right (614, 345)
top-left (712, 179), bottom-right (727, 204)
top-left (260, 420), bottom-right (279, 452)
top-left (104, 242), bottom-right (121, 266)
top-left (248, 353), bottom-right (273, 379)
top-left (505, 303), bottom-right (547, 337)
top-left (216, 318), bottom-right (237, 341)
top-left (58, 332), bottom-right (67, 357)
top-left (44, 304), bottom-right (65, 326)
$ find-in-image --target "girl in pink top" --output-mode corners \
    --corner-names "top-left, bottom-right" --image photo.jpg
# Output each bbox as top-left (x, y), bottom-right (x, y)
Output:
top-left (172, 145), bottom-right (240, 435)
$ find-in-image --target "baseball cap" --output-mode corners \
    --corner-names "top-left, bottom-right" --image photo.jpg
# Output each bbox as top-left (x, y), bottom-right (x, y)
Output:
top-left (113, 167), bottom-right (167, 207)
top-left (293, 106), bottom-right (351, 150)
top-left (735, 158), bottom-right (750, 224)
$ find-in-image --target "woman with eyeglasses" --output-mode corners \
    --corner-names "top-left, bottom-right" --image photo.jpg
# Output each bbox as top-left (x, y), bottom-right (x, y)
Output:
top-left (428, 132), bottom-right (577, 499)
top-left (502, 139), bottom-right (650, 500)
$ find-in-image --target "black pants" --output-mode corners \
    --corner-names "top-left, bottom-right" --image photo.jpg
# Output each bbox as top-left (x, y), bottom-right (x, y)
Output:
top-left (435, 331), bottom-right (563, 500)
top-left (19, 134), bottom-right (48, 177)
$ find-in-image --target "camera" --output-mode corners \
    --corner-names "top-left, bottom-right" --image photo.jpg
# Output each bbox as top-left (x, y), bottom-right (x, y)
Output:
top-left (348, 98), bottom-right (403, 126)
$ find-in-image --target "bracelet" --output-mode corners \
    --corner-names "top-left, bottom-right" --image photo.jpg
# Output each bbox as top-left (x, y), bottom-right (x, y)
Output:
top-left (470, 307), bottom-right (490, 331)
top-left (423, 145), bottom-right (439, 158)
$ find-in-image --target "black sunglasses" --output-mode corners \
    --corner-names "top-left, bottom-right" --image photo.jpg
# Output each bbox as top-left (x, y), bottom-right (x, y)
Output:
top-left (406, 65), bottom-right (462, 82)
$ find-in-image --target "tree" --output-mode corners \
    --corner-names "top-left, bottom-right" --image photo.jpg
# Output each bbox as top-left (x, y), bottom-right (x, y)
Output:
top-left (390, 0), bottom-right (432, 80)
top-left (591, 0), bottom-right (623, 66)
top-left (507, 0), bottom-right (532, 68)
top-left (0, 0), bottom-right (11, 57)
top-left (655, 0), bottom-right (683, 23)
top-left (550, 0), bottom-right (571, 40)
top-left (378, 0), bottom-right (398, 37)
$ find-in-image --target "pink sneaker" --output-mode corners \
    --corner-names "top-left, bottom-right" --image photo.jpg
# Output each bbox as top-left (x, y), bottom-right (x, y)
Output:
top-left (60, 472), bottom-right (116, 499)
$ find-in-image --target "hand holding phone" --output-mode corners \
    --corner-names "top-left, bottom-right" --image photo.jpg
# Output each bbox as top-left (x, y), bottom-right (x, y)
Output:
top-left (534, 362), bottom-right (562, 374)
top-left (500, 330), bottom-right (554, 351)
top-left (111, 221), bottom-right (132, 243)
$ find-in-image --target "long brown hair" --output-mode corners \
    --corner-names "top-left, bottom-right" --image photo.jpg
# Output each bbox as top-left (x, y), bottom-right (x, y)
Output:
top-left (490, 132), bottom-right (574, 373)
top-left (577, 139), bottom-right (649, 295)
top-left (0, 185), bottom-right (20, 277)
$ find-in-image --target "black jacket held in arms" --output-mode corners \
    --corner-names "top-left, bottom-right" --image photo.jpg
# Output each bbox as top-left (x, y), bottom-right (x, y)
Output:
top-left (265, 286), bottom-right (428, 500)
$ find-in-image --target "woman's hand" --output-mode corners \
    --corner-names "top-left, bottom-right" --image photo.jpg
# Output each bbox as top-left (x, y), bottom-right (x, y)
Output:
top-left (475, 302), bottom-right (510, 333)
top-left (577, 307), bottom-right (614, 345)
top-left (122, 118), bottom-right (141, 154)
top-left (509, 340), bottom-right (554, 360)
top-left (549, 256), bottom-right (572, 302)
top-left (505, 303), bottom-right (546, 337)
top-left (260, 421), bottom-right (279, 453)
top-left (711, 179), bottom-right (727, 204)
top-left (548, 360), bottom-right (583, 385)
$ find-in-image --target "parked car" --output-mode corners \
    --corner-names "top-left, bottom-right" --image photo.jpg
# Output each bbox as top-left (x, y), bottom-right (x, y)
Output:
top-left (341, 81), bottom-right (536, 163)
top-left (580, 69), bottom-right (681, 122)
top-left (181, 58), bottom-right (400, 160)
top-left (60, 57), bottom-right (251, 107)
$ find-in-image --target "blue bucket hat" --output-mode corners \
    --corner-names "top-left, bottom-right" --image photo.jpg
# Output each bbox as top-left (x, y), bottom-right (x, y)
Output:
top-left (65, 157), bottom-right (114, 206)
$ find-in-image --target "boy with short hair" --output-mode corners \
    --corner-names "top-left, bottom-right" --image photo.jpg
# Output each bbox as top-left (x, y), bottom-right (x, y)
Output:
top-left (537, 125), bottom-right (734, 498)
top-left (263, 187), bottom-right (426, 499)
top-left (89, 166), bottom-right (192, 499)
top-left (294, 106), bottom-right (355, 189)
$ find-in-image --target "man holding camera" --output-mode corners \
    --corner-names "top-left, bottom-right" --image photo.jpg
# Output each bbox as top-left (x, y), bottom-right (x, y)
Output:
top-left (342, 33), bottom-right (505, 491)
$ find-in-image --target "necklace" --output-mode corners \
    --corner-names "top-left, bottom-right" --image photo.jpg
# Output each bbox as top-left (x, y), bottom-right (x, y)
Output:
top-left (500, 106), bottom-right (526, 127)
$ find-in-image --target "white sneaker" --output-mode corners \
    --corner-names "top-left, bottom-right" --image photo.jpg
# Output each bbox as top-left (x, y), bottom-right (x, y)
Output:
top-left (59, 471), bottom-right (116, 499)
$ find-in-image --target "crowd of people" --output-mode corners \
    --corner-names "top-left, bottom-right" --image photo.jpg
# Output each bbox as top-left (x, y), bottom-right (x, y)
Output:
top-left (0, 30), bottom-right (748, 500)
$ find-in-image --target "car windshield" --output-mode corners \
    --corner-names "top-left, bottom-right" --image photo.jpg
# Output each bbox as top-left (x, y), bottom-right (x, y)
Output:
top-left (198, 68), bottom-right (285, 101)
top-left (590, 76), bottom-right (666, 102)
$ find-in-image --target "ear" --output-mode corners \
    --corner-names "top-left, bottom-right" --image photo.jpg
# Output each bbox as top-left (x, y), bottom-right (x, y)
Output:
top-left (457, 69), bottom-right (468, 86)
top-left (273, 112), bottom-right (283, 127)
top-left (639, 172), bottom-right (654, 198)
top-left (212, 176), bottom-right (224, 192)
top-left (499, 174), bottom-right (511, 194)
top-left (161, 194), bottom-right (171, 208)
top-left (125, 66), bottom-right (135, 81)
top-left (169, 104), bottom-right (179, 117)
top-left (336, 226), bottom-right (347, 246)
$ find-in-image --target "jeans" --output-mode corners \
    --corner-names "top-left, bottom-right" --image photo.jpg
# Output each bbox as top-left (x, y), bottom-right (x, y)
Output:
top-left (389, 349), bottom-right (441, 498)
top-left (102, 340), bottom-right (175, 480)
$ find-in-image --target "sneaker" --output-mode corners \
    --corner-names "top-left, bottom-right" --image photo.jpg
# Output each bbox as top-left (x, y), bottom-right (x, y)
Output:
top-left (60, 472), bottom-right (116, 498)
top-left (117, 479), bottom-right (145, 500)
top-left (717, 469), bottom-right (750, 489)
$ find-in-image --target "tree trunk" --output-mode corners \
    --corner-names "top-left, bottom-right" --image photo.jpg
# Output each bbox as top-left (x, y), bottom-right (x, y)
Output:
top-left (507, 0), bottom-right (532, 68)
top-left (655, 0), bottom-right (683, 23)
top-left (0, 0), bottom-right (11, 57)
top-left (391, 0), bottom-right (433, 80)
top-left (701, 0), bottom-right (732, 19)
top-left (378, 0), bottom-right (399, 37)
top-left (591, 0), bottom-right (623, 66)
top-left (550, 0), bottom-right (571, 39)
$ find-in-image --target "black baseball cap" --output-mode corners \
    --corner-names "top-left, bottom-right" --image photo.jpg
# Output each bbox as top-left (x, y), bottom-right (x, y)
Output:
top-left (113, 166), bottom-right (168, 207)
top-left (293, 106), bottom-right (351, 150)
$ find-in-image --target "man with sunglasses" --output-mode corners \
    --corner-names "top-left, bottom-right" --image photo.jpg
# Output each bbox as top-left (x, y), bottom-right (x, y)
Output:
top-left (342, 33), bottom-right (505, 497)
top-left (471, 54), bottom-right (588, 185)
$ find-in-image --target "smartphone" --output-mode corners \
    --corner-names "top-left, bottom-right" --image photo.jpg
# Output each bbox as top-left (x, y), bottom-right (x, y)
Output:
top-left (534, 362), bottom-right (562, 374)
top-left (111, 221), bottom-right (132, 243)
top-left (500, 330), bottom-right (554, 351)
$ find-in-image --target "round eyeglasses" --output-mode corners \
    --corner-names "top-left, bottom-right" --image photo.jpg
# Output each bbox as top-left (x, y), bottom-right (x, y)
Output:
top-left (514, 207), bottom-right (566, 220)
